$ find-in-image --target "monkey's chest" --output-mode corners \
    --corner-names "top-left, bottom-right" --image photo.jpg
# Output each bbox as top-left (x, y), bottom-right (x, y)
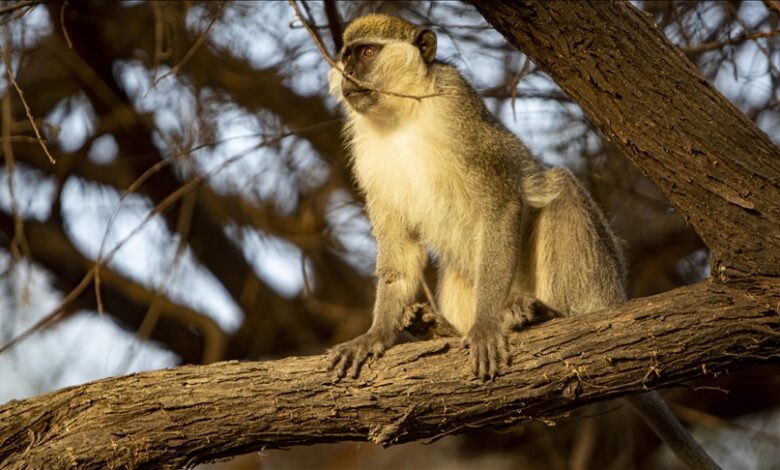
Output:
top-left (352, 133), bottom-right (480, 270)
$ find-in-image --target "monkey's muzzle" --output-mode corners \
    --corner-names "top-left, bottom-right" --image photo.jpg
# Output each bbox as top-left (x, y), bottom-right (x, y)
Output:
top-left (342, 79), bottom-right (369, 97)
top-left (342, 79), bottom-right (377, 112)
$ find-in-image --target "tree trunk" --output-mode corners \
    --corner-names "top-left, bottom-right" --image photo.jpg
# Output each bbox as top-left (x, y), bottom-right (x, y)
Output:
top-left (473, 0), bottom-right (780, 277)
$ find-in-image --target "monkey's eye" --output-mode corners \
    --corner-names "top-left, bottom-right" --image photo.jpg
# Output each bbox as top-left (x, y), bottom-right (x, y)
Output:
top-left (343, 50), bottom-right (352, 63)
top-left (361, 46), bottom-right (375, 59)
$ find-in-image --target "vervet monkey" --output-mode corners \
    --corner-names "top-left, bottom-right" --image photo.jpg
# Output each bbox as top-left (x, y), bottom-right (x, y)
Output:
top-left (326, 14), bottom-right (720, 470)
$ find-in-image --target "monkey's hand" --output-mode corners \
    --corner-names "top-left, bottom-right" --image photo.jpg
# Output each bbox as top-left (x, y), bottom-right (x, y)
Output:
top-left (327, 328), bottom-right (397, 379)
top-left (463, 319), bottom-right (510, 381)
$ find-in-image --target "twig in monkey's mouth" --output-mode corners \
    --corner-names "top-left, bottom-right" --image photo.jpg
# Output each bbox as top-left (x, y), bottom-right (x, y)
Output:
top-left (344, 89), bottom-right (370, 97)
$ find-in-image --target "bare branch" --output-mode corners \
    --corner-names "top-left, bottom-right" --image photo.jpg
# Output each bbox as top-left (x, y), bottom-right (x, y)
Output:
top-left (148, 1), bottom-right (226, 90)
top-left (0, 125), bottom-right (312, 356)
top-left (0, 44), bottom-right (56, 164)
top-left (59, 0), bottom-right (72, 49)
top-left (682, 29), bottom-right (780, 54)
top-left (0, 92), bottom-right (31, 301)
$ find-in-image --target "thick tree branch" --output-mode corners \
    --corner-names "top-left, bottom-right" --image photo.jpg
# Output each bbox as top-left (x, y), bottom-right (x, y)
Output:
top-left (473, 0), bottom-right (780, 277)
top-left (1, 280), bottom-right (778, 468)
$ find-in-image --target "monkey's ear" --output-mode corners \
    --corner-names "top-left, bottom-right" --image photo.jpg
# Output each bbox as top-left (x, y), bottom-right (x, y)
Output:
top-left (414, 28), bottom-right (437, 64)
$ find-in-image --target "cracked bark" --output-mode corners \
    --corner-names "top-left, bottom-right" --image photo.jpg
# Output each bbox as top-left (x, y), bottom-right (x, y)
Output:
top-left (0, 280), bottom-right (778, 469)
top-left (473, 1), bottom-right (780, 276)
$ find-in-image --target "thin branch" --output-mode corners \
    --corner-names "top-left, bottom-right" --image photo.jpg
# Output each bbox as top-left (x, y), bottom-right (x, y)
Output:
top-left (149, 1), bottom-right (165, 83)
top-left (682, 29), bottom-right (780, 54)
top-left (148, 1), bottom-right (226, 90)
top-left (1, 92), bottom-right (31, 304)
top-left (763, 0), bottom-right (780, 17)
top-left (59, 0), bottom-right (72, 49)
top-left (673, 404), bottom-right (780, 446)
top-left (323, 0), bottom-right (343, 53)
top-left (0, 268), bottom-right (95, 355)
top-left (0, 0), bottom-right (35, 16)
top-left (0, 44), bottom-right (56, 165)
top-left (421, 279), bottom-right (441, 319)
top-left (1, 123), bottom-right (328, 356)
top-left (0, 2), bottom-right (35, 27)
top-left (114, 189), bottom-right (203, 371)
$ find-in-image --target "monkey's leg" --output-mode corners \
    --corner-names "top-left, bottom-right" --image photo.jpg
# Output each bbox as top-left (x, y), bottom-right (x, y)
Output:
top-left (440, 265), bottom-right (508, 379)
top-left (463, 204), bottom-right (522, 380)
top-left (436, 266), bottom-right (476, 335)
top-left (328, 231), bottom-right (426, 379)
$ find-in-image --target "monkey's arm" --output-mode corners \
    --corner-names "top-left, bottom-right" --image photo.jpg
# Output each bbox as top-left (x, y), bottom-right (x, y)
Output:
top-left (329, 225), bottom-right (426, 378)
top-left (463, 202), bottom-right (522, 380)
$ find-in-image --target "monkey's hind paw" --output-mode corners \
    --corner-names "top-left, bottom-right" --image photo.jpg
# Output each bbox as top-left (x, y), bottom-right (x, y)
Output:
top-left (462, 322), bottom-right (510, 381)
top-left (327, 331), bottom-right (392, 379)
top-left (401, 302), bottom-right (460, 339)
top-left (503, 293), bottom-right (562, 330)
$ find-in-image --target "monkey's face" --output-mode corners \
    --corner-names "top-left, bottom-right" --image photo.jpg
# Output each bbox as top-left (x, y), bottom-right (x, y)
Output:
top-left (329, 27), bottom-right (438, 116)
top-left (339, 43), bottom-right (382, 113)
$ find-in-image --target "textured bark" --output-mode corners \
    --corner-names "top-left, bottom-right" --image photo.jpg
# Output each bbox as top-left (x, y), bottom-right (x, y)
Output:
top-left (473, 1), bottom-right (780, 277)
top-left (1, 280), bottom-right (778, 469)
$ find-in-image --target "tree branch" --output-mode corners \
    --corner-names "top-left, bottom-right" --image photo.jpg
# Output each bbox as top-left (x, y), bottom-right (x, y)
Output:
top-left (473, 0), bottom-right (780, 277)
top-left (1, 280), bottom-right (779, 468)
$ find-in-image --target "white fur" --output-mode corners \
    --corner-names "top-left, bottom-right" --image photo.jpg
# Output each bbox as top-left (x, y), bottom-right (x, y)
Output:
top-left (348, 102), bottom-right (481, 279)
top-left (347, 100), bottom-right (483, 332)
top-left (330, 44), bottom-right (484, 332)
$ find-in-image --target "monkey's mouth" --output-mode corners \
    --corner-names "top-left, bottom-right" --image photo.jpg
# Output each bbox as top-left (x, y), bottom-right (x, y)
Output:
top-left (343, 89), bottom-right (370, 98)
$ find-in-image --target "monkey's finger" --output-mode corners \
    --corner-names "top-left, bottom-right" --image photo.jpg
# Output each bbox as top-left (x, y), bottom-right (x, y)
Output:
top-left (350, 345), bottom-right (370, 379)
top-left (369, 341), bottom-right (386, 357)
top-left (487, 341), bottom-right (500, 379)
top-left (469, 344), bottom-right (480, 377)
top-left (333, 352), bottom-right (351, 379)
top-left (328, 349), bottom-right (343, 370)
top-left (499, 335), bottom-right (510, 367)
top-left (488, 342), bottom-right (501, 380)
top-left (477, 346), bottom-right (490, 381)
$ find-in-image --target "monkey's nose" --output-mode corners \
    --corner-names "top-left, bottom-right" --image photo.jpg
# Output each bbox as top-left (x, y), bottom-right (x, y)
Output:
top-left (342, 78), bottom-right (368, 97)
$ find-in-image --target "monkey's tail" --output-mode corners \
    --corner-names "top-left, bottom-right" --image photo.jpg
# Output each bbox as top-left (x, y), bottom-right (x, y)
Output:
top-left (626, 392), bottom-right (722, 470)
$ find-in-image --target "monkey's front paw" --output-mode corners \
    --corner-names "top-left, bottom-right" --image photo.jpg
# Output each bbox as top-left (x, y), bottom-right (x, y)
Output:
top-left (463, 321), bottom-right (509, 381)
top-left (327, 330), bottom-right (394, 379)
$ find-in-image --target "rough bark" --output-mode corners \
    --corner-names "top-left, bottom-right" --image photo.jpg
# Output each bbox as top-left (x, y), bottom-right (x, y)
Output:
top-left (1, 279), bottom-right (778, 469)
top-left (473, 1), bottom-right (780, 277)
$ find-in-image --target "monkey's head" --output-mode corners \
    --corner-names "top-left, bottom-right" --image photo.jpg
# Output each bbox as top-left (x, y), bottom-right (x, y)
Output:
top-left (328, 14), bottom-right (437, 115)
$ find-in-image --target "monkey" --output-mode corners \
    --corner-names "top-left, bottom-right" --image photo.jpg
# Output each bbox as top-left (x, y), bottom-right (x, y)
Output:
top-left (325, 14), bottom-right (720, 470)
